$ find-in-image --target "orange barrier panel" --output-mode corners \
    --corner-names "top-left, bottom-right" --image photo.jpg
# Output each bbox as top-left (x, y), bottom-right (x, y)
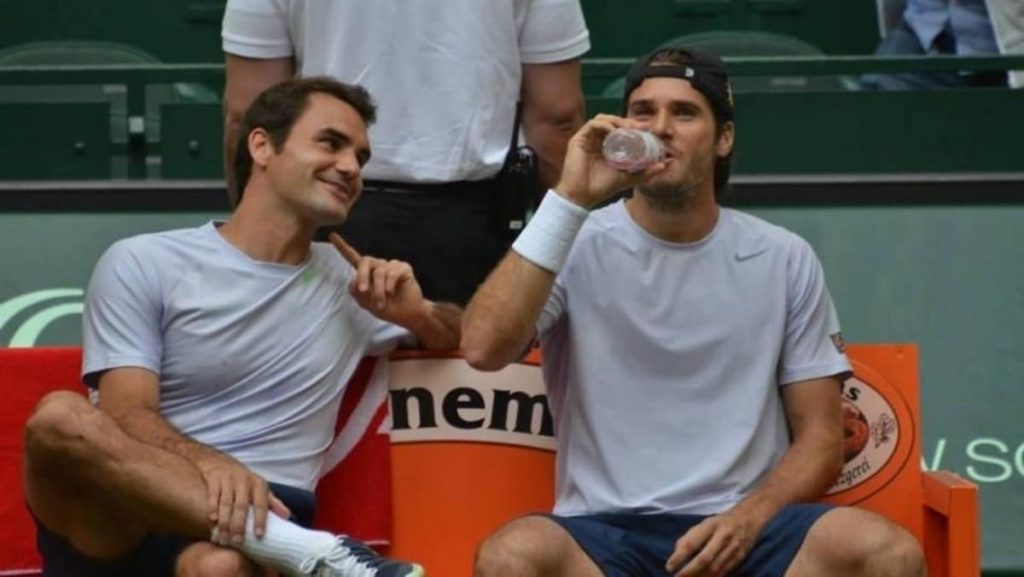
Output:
top-left (383, 351), bottom-right (554, 574)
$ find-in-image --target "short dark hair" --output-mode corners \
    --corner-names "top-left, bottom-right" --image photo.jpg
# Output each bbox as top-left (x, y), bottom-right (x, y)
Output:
top-left (626, 48), bottom-right (734, 201)
top-left (233, 76), bottom-right (377, 201)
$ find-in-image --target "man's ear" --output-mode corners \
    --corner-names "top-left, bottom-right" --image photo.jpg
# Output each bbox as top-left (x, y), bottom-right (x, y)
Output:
top-left (716, 121), bottom-right (735, 158)
top-left (249, 128), bottom-right (274, 169)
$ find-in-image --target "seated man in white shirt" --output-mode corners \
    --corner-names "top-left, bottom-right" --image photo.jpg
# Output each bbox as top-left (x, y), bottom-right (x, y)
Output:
top-left (462, 47), bottom-right (927, 577)
top-left (23, 77), bottom-right (460, 577)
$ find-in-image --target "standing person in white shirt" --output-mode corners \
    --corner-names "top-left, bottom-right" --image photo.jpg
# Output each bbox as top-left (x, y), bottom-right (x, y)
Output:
top-left (461, 47), bottom-right (927, 577)
top-left (222, 0), bottom-right (591, 305)
top-left (23, 77), bottom-right (460, 577)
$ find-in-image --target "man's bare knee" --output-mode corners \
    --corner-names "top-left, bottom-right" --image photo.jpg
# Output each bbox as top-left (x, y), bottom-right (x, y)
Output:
top-left (864, 523), bottom-right (926, 577)
top-left (24, 391), bottom-right (99, 462)
top-left (24, 392), bottom-right (127, 535)
top-left (475, 516), bottom-right (588, 577)
top-left (794, 508), bottom-right (926, 577)
top-left (176, 543), bottom-right (260, 577)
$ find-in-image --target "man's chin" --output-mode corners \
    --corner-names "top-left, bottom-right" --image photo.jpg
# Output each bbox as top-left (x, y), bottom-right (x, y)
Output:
top-left (638, 181), bottom-right (688, 200)
top-left (306, 206), bottom-right (350, 230)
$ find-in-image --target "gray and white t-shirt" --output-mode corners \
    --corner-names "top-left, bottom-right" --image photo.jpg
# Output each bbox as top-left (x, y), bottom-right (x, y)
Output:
top-left (538, 202), bottom-right (851, 516)
top-left (83, 222), bottom-right (408, 490)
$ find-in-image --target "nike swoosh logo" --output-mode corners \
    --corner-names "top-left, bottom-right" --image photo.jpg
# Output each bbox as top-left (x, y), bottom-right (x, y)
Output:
top-left (735, 247), bottom-right (769, 261)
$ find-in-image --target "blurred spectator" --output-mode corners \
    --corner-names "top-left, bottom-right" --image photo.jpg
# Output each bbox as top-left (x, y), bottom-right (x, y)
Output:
top-left (864, 0), bottom-right (1023, 89)
top-left (222, 1), bottom-right (591, 304)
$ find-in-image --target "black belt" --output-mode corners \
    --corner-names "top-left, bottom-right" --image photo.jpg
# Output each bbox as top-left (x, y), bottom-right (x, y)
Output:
top-left (362, 178), bottom-right (499, 196)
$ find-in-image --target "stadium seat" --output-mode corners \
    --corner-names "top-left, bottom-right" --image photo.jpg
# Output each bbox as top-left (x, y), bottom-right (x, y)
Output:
top-left (601, 30), bottom-right (859, 97)
top-left (0, 40), bottom-right (218, 179)
top-left (0, 40), bottom-right (163, 66)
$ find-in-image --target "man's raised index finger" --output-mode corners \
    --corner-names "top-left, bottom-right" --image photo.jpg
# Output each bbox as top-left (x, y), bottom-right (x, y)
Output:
top-left (328, 231), bottom-right (362, 267)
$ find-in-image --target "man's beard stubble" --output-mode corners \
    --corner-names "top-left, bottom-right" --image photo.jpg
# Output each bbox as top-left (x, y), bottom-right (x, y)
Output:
top-left (635, 181), bottom-right (698, 213)
top-left (635, 151), bottom-right (717, 213)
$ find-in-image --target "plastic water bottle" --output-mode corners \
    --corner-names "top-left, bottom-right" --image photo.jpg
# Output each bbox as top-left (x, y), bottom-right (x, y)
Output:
top-left (602, 129), bottom-right (664, 173)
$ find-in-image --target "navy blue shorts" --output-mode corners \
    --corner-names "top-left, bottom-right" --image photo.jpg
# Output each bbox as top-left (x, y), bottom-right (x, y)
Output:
top-left (547, 503), bottom-right (832, 577)
top-left (33, 482), bottom-right (316, 577)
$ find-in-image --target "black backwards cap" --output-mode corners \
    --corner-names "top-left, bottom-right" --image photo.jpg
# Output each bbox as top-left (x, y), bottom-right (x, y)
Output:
top-left (623, 47), bottom-right (735, 123)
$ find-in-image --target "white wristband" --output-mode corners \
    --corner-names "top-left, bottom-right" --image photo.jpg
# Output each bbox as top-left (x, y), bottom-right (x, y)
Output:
top-left (512, 190), bottom-right (589, 274)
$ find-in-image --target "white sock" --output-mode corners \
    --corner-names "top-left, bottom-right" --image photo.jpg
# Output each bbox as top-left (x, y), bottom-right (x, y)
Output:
top-left (211, 510), bottom-right (338, 576)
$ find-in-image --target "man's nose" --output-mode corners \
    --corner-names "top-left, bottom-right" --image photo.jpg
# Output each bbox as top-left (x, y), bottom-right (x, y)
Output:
top-left (336, 151), bottom-right (361, 176)
top-left (650, 109), bottom-right (672, 136)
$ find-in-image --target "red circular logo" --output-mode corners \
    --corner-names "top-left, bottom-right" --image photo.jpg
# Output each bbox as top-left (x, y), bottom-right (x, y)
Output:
top-left (825, 359), bottom-right (915, 504)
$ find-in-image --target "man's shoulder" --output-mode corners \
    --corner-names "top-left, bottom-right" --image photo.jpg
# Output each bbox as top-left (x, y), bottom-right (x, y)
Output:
top-left (100, 224), bottom-right (214, 269)
top-left (565, 201), bottom-right (632, 257)
top-left (118, 223), bottom-right (207, 248)
top-left (580, 201), bottom-right (626, 236)
top-left (309, 241), bottom-right (354, 275)
top-left (723, 209), bottom-right (811, 255)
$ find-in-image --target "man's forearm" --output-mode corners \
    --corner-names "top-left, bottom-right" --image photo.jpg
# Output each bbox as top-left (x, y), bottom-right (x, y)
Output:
top-left (405, 301), bottom-right (463, 350)
top-left (730, 432), bottom-right (843, 526)
top-left (223, 117), bottom-right (242, 206)
top-left (524, 100), bottom-right (583, 189)
top-left (461, 251), bottom-right (557, 371)
top-left (222, 54), bottom-right (296, 205)
top-left (112, 406), bottom-right (227, 469)
top-left (521, 59), bottom-right (585, 189)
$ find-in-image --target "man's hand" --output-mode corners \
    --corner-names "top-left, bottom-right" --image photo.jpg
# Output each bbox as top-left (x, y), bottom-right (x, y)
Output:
top-left (665, 510), bottom-right (766, 577)
top-left (329, 232), bottom-right (430, 327)
top-left (555, 114), bottom-right (667, 209)
top-left (197, 454), bottom-right (290, 546)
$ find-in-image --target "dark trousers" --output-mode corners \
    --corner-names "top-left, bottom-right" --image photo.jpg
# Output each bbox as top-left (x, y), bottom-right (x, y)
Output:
top-left (327, 179), bottom-right (510, 306)
top-left (861, 21), bottom-right (1007, 90)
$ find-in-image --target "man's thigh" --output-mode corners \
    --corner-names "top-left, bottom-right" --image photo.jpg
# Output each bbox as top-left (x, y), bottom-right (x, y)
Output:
top-left (786, 506), bottom-right (923, 577)
top-left (477, 514), bottom-right (603, 577)
top-left (33, 481), bottom-right (314, 576)
top-left (34, 511), bottom-right (192, 577)
top-left (176, 542), bottom-right (264, 577)
top-left (861, 21), bottom-right (964, 90)
top-left (544, 513), bottom-right (701, 577)
top-left (734, 503), bottom-right (833, 577)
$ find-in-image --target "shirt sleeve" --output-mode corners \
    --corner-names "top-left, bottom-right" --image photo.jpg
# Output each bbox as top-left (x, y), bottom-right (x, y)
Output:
top-left (778, 236), bottom-right (852, 385)
top-left (364, 316), bottom-right (415, 356)
top-left (536, 272), bottom-right (568, 337)
top-left (222, 0), bottom-right (294, 58)
top-left (519, 0), bottom-right (591, 63)
top-left (81, 240), bottom-right (164, 388)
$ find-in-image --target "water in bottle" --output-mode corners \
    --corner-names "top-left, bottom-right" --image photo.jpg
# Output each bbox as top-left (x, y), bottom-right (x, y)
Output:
top-left (602, 129), bottom-right (664, 173)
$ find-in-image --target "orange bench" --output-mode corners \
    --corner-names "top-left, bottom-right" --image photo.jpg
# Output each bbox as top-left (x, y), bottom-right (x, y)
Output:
top-left (382, 345), bottom-right (980, 577)
top-left (0, 344), bottom-right (979, 576)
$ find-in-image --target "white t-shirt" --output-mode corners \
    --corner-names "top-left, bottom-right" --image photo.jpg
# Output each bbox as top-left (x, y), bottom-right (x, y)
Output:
top-left (537, 202), bottom-right (851, 516)
top-left (82, 222), bottom-right (409, 491)
top-left (222, 0), bottom-right (591, 183)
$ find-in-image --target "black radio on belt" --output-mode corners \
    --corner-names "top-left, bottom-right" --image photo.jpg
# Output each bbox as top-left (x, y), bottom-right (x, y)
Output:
top-left (494, 102), bottom-right (541, 242)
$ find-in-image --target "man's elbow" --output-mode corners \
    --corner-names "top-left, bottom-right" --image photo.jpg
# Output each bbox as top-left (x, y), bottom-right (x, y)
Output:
top-left (460, 325), bottom-right (517, 372)
top-left (822, 434), bottom-right (846, 486)
top-left (460, 338), bottom-right (506, 372)
top-left (534, 100), bottom-right (583, 135)
top-left (826, 453), bottom-right (844, 486)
